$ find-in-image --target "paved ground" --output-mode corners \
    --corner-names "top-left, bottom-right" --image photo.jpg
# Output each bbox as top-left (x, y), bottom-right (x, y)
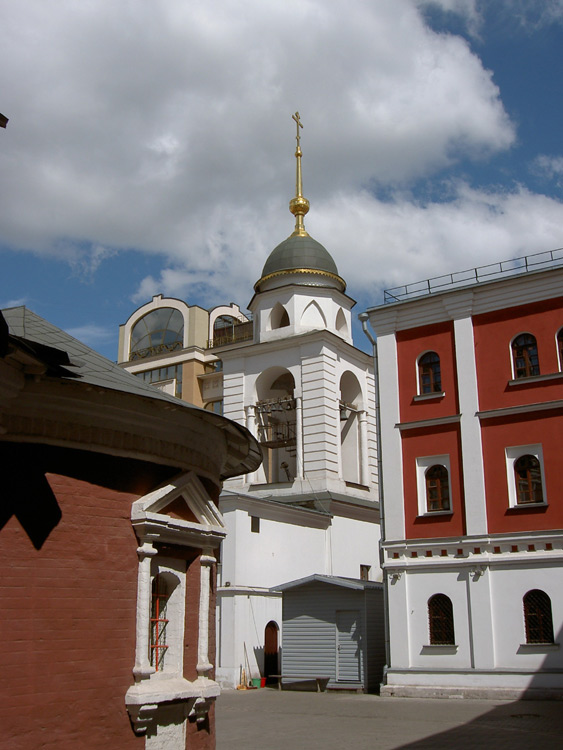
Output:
top-left (216, 687), bottom-right (562, 749)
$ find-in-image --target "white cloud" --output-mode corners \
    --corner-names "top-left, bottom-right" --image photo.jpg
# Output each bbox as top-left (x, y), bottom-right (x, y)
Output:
top-left (2, 0), bottom-right (562, 317)
top-left (65, 323), bottom-right (114, 348)
top-left (0, 297), bottom-right (28, 310)
top-left (416, 0), bottom-right (483, 36)
top-left (138, 181), bottom-right (563, 308)
top-left (534, 155), bottom-right (563, 184)
top-left (0, 3), bottom-right (513, 261)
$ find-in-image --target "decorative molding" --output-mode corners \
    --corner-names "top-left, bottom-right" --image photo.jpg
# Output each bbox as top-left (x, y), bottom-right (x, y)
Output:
top-left (507, 372), bottom-right (563, 387)
top-left (396, 414), bottom-right (460, 431)
top-left (477, 399), bottom-right (563, 419)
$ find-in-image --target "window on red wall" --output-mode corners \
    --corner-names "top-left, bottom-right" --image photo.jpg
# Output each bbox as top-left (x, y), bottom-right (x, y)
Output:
top-left (418, 351), bottom-right (442, 394)
top-left (557, 329), bottom-right (563, 370)
top-left (512, 334), bottom-right (540, 378)
top-left (514, 455), bottom-right (544, 505)
top-left (523, 590), bottom-right (554, 644)
top-left (425, 465), bottom-right (450, 512)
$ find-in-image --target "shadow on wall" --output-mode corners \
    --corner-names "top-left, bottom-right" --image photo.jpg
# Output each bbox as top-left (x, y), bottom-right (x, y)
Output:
top-left (1, 458), bottom-right (62, 550)
top-left (252, 645), bottom-right (283, 684)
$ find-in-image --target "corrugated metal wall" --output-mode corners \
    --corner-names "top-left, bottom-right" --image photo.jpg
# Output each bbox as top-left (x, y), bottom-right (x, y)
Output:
top-left (282, 581), bottom-right (384, 687)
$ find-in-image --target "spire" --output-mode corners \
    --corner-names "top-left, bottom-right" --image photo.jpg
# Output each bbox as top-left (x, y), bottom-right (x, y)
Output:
top-left (289, 111), bottom-right (310, 237)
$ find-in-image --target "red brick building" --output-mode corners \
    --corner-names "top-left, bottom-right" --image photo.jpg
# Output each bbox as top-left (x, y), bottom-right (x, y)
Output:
top-left (0, 307), bottom-right (261, 748)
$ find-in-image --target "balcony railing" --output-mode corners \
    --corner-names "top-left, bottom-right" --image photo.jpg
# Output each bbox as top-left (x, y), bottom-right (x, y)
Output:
top-left (207, 320), bottom-right (254, 349)
top-left (383, 247), bottom-right (563, 304)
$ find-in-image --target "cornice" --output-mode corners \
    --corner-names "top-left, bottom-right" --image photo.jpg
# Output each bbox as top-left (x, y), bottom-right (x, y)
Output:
top-left (0, 379), bottom-right (230, 481)
top-left (477, 399), bottom-right (563, 420)
top-left (217, 326), bottom-right (372, 365)
top-left (396, 414), bottom-right (461, 431)
top-left (366, 266), bottom-right (563, 334)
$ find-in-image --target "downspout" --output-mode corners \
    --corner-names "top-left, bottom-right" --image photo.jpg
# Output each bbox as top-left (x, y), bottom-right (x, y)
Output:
top-left (359, 312), bottom-right (391, 681)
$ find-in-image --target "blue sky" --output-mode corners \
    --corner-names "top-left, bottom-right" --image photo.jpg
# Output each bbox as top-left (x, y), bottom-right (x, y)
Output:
top-left (1, 0), bottom-right (562, 360)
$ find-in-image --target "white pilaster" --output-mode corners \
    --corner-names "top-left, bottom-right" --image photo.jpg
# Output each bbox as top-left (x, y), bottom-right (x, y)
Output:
top-left (359, 410), bottom-right (369, 486)
top-left (377, 332), bottom-right (404, 541)
top-left (132, 541), bottom-right (158, 682)
top-left (446, 297), bottom-right (488, 536)
top-left (295, 396), bottom-right (303, 479)
top-left (466, 567), bottom-right (495, 669)
top-left (197, 552), bottom-right (215, 679)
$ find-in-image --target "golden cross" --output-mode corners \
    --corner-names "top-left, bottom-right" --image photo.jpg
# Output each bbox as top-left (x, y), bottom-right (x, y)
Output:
top-left (292, 111), bottom-right (303, 147)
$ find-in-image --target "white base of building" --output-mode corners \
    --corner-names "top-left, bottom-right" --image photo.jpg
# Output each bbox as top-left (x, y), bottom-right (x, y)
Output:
top-left (381, 668), bottom-right (563, 700)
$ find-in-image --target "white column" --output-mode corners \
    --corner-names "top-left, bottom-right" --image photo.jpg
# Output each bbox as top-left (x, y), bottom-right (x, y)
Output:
top-left (376, 332), bottom-right (404, 541)
top-left (387, 570), bottom-right (410, 670)
top-left (295, 396), bottom-right (303, 479)
top-left (245, 405), bottom-right (258, 483)
top-left (359, 410), bottom-right (369, 486)
top-left (197, 551), bottom-right (215, 679)
top-left (132, 540), bottom-right (157, 682)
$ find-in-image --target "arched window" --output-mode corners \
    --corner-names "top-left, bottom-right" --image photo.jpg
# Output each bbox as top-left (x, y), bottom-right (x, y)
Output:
top-left (512, 333), bottom-right (539, 378)
top-left (425, 465), bottom-right (450, 512)
top-left (514, 454), bottom-right (543, 505)
top-left (557, 329), bottom-right (563, 370)
top-left (150, 574), bottom-right (170, 671)
top-left (270, 303), bottom-right (290, 330)
top-left (428, 594), bottom-right (455, 645)
top-left (130, 308), bottom-right (184, 360)
top-left (418, 352), bottom-right (442, 394)
top-left (523, 590), bottom-right (554, 644)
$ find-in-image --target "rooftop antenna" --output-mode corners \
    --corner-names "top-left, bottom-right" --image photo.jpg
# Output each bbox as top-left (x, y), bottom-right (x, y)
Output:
top-left (289, 111), bottom-right (310, 237)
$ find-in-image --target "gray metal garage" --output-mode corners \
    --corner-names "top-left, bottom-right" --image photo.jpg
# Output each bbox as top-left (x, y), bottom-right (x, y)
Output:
top-left (274, 575), bottom-right (385, 692)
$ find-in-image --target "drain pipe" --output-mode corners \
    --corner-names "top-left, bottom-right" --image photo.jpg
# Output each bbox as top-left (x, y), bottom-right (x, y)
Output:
top-left (359, 312), bottom-right (391, 681)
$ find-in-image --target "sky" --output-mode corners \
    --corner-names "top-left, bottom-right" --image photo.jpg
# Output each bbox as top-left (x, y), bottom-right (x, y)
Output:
top-left (1, 0), bottom-right (563, 360)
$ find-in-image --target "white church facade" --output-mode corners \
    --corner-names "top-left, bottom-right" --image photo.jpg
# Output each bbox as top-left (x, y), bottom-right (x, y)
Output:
top-left (118, 114), bottom-right (381, 689)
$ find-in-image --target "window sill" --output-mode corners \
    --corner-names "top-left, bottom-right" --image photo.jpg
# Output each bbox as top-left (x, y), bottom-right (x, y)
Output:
top-left (417, 510), bottom-right (453, 518)
top-left (125, 675), bottom-right (220, 707)
top-left (421, 644), bottom-right (458, 655)
top-left (508, 372), bottom-right (563, 387)
top-left (126, 677), bottom-right (220, 734)
top-left (517, 643), bottom-right (560, 653)
top-left (413, 391), bottom-right (445, 402)
top-left (506, 502), bottom-right (548, 512)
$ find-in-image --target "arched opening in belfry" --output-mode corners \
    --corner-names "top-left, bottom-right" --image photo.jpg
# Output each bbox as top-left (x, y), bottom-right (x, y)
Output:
top-left (339, 371), bottom-right (363, 485)
top-left (255, 368), bottom-right (296, 484)
top-left (335, 308), bottom-right (348, 337)
top-left (270, 303), bottom-right (290, 330)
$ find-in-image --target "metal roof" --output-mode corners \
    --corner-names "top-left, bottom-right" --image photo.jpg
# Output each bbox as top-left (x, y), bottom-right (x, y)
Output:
top-left (273, 574), bottom-right (383, 592)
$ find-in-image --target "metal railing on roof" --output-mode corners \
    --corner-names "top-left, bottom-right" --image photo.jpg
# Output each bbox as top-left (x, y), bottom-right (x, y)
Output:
top-left (383, 247), bottom-right (563, 304)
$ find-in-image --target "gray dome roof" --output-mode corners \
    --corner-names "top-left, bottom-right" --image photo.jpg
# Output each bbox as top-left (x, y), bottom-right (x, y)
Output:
top-left (260, 235), bottom-right (340, 278)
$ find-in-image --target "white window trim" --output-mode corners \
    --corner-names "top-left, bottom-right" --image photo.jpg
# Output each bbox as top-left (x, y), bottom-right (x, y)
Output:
top-left (149, 558), bottom-right (186, 678)
top-left (416, 350), bottom-right (442, 397)
top-left (125, 472), bottom-right (226, 735)
top-left (505, 444), bottom-right (547, 508)
top-left (416, 455), bottom-right (452, 517)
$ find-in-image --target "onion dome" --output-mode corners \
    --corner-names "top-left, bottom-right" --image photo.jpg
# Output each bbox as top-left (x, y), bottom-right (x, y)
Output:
top-left (254, 112), bottom-right (345, 294)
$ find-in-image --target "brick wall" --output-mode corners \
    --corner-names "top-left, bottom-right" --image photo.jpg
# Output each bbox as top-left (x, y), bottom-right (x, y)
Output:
top-left (0, 472), bottom-right (143, 750)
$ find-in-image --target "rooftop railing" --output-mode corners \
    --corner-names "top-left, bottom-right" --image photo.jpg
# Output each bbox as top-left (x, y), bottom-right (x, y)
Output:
top-left (383, 247), bottom-right (563, 304)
